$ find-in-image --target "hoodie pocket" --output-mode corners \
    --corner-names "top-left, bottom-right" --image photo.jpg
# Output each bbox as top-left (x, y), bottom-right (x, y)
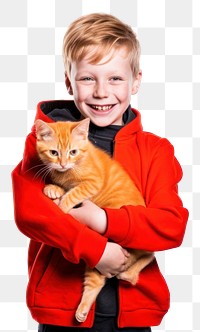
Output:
top-left (36, 248), bottom-right (61, 291)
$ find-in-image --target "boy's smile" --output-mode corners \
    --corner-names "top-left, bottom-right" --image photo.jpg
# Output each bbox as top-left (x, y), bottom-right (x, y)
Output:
top-left (66, 47), bottom-right (141, 127)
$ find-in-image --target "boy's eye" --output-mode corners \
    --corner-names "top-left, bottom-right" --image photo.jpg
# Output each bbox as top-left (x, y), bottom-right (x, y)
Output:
top-left (50, 150), bottom-right (59, 156)
top-left (110, 76), bottom-right (122, 81)
top-left (69, 149), bottom-right (78, 156)
top-left (81, 77), bottom-right (94, 81)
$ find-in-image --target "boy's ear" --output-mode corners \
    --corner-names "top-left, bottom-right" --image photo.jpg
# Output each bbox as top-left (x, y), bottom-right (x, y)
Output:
top-left (65, 73), bottom-right (73, 95)
top-left (131, 70), bottom-right (142, 95)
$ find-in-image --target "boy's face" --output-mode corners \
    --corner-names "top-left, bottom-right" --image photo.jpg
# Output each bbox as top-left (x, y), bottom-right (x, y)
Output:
top-left (66, 47), bottom-right (141, 127)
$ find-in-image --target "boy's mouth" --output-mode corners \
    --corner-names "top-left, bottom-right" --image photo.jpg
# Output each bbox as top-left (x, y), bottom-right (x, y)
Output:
top-left (88, 104), bottom-right (114, 111)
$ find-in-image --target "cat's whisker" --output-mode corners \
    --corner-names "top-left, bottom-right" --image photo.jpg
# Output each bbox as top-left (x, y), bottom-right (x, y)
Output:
top-left (42, 168), bottom-right (52, 182)
top-left (33, 167), bottom-right (47, 179)
top-left (36, 165), bottom-right (51, 177)
top-left (34, 165), bottom-right (51, 181)
top-left (24, 163), bottom-right (52, 182)
top-left (24, 163), bottom-right (45, 175)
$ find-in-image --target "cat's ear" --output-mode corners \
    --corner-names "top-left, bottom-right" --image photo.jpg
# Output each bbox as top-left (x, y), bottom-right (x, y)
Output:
top-left (71, 118), bottom-right (90, 141)
top-left (35, 120), bottom-right (54, 141)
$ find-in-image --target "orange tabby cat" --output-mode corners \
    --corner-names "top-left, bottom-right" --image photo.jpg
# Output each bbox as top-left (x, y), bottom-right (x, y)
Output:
top-left (35, 118), bottom-right (154, 323)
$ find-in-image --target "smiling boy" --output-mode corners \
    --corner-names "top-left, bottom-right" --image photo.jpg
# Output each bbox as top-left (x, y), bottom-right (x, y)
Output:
top-left (65, 47), bottom-right (141, 127)
top-left (12, 13), bottom-right (188, 332)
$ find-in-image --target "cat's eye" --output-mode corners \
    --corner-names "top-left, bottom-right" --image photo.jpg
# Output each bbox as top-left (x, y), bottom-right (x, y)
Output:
top-left (50, 150), bottom-right (59, 156)
top-left (69, 149), bottom-right (78, 156)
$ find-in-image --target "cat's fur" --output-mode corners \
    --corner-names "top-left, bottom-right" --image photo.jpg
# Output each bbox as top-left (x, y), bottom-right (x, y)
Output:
top-left (35, 118), bottom-right (154, 323)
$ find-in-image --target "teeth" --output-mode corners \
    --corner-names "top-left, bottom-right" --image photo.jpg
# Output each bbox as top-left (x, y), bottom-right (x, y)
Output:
top-left (92, 105), bottom-right (112, 111)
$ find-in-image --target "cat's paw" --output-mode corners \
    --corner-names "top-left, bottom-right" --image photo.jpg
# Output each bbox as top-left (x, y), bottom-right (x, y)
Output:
top-left (43, 184), bottom-right (65, 200)
top-left (117, 271), bottom-right (139, 285)
top-left (75, 306), bottom-right (89, 323)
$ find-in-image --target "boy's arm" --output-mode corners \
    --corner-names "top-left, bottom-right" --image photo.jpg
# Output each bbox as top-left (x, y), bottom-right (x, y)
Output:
top-left (103, 138), bottom-right (189, 251)
top-left (70, 138), bottom-right (189, 252)
top-left (11, 132), bottom-right (107, 268)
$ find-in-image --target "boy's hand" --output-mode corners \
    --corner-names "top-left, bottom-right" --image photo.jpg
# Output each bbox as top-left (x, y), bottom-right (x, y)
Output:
top-left (68, 200), bottom-right (107, 234)
top-left (68, 201), bottom-right (131, 277)
top-left (95, 242), bottom-right (130, 278)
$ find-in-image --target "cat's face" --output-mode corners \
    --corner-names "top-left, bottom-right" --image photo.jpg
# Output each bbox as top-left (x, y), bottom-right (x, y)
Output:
top-left (35, 119), bottom-right (90, 172)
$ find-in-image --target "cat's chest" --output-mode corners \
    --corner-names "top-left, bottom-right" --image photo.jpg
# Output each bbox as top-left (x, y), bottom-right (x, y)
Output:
top-left (51, 171), bottom-right (79, 190)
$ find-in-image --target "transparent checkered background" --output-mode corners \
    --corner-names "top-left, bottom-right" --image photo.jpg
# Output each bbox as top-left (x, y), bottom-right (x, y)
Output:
top-left (0, 0), bottom-right (199, 331)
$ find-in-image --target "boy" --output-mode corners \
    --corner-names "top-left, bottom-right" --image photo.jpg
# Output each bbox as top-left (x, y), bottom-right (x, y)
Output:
top-left (12, 13), bottom-right (188, 332)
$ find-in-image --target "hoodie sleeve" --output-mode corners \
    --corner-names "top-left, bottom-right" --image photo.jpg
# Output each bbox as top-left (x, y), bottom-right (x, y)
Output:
top-left (103, 137), bottom-right (189, 251)
top-left (11, 132), bottom-right (107, 268)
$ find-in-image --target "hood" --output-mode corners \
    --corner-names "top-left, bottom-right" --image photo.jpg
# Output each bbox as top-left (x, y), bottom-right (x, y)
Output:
top-left (33, 100), bottom-right (143, 139)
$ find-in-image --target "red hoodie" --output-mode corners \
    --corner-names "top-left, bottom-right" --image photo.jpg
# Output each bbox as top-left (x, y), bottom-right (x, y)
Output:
top-left (12, 100), bottom-right (188, 328)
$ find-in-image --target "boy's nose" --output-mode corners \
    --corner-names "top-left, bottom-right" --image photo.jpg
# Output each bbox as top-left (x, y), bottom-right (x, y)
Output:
top-left (93, 82), bottom-right (109, 98)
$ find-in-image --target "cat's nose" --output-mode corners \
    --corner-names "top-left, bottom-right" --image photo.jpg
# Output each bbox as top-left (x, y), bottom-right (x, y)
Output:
top-left (60, 163), bottom-right (66, 168)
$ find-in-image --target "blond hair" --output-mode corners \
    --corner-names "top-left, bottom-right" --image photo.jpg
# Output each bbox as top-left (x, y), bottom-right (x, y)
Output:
top-left (63, 13), bottom-right (141, 78)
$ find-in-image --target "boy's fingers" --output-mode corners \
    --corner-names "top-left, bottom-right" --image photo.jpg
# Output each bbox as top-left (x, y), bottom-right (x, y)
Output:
top-left (121, 248), bottom-right (130, 258)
